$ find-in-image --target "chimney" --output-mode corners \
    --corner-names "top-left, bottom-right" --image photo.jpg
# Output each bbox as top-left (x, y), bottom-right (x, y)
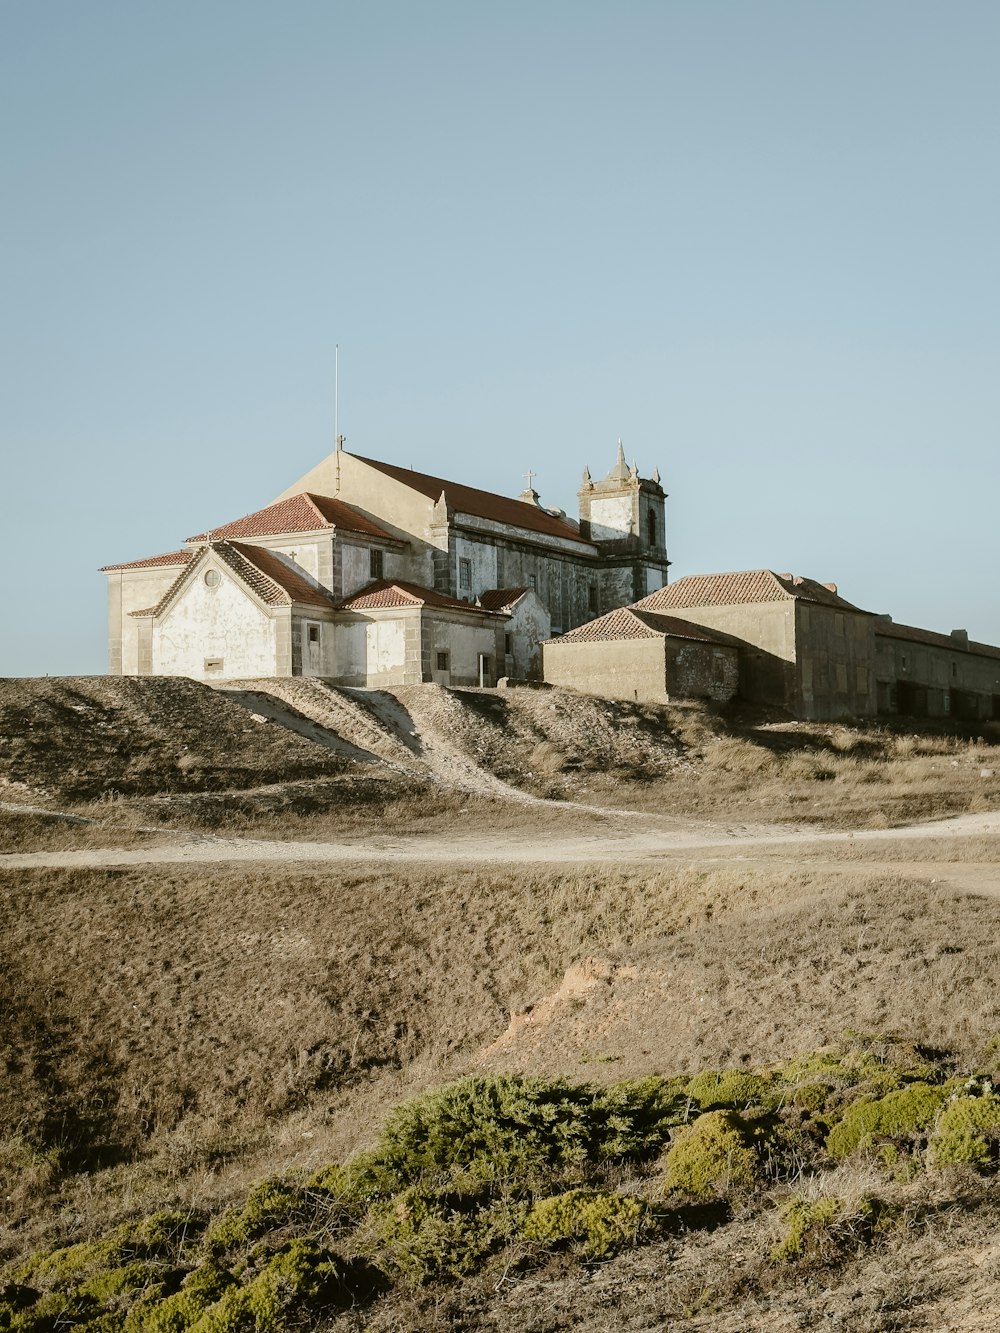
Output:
top-left (822, 582), bottom-right (838, 594)
top-left (950, 629), bottom-right (969, 649)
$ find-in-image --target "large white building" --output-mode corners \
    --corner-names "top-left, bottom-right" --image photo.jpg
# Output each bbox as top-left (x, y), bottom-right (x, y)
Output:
top-left (101, 443), bottom-right (669, 687)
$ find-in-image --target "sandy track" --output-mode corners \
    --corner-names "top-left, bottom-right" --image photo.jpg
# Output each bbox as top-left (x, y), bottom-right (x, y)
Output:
top-left (3, 807), bottom-right (1000, 874)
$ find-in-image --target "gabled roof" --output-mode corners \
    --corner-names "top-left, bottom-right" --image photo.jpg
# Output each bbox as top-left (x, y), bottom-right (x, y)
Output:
top-left (551, 607), bottom-right (728, 645)
top-left (130, 540), bottom-right (337, 617)
top-left (100, 549), bottom-right (195, 573)
top-left (478, 587), bottom-right (530, 612)
top-left (351, 454), bottom-right (591, 546)
top-left (186, 492), bottom-right (395, 543)
top-left (876, 618), bottom-right (1000, 662)
top-left (336, 580), bottom-right (502, 614)
top-left (636, 570), bottom-right (867, 614)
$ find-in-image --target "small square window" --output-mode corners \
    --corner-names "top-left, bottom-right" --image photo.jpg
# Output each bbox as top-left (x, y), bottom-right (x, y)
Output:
top-left (436, 651), bottom-right (449, 672)
top-left (459, 558), bottom-right (472, 591)
top-left (370, 548), bottom-right (384, 579)
top-left (308, 625), bottom-right (320, 644)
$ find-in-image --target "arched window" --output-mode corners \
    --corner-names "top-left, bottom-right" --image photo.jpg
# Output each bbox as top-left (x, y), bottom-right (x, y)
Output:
top-left (647, 510), bottom-right (658, 548)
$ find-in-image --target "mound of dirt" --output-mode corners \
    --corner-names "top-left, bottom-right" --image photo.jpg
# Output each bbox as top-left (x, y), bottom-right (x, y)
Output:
top-left (0, 676), bottom-right (352, 803)
top-left (382, 684), bottom-right (698, 796)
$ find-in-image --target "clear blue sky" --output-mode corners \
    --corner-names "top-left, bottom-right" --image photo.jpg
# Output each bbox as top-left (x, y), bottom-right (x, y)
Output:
top-left (3, 1), bottom-right (998, 675)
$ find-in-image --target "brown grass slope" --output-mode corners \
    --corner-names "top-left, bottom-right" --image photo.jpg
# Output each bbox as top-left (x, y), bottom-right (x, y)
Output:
top-left (0, 676), bottom-right (353, 802)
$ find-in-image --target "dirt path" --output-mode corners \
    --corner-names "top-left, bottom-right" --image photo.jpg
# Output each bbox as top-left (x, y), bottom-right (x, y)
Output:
top-left (3, 807), bottom-right (1000, 880)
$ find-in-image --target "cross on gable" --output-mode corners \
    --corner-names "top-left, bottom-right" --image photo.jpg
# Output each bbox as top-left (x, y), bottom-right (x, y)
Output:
top-left (523, 469), bottom-right (537, 489)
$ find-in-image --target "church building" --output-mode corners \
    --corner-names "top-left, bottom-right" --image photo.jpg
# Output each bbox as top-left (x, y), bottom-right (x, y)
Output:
top-left (101, 443), bottom-right (669, 687)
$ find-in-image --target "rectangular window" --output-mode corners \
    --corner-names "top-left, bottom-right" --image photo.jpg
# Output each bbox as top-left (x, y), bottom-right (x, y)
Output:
top-left (588, 584), bottom-right (598, 614)
top-left (834, 612), bottom-right (845, 637)
top-left (712, 653), bottom-right (727, 685)
top-left (952, 661), bottom-right (958, 679)
top-left (308, 625), bottom-right (320, 644)
top-left (369, 548), bottom-right (384, 579)
top-left (836, 663), bottom-right (848, 693)
top-left (504, 634), bottom-right (512, 655)
top-left (436, 651), bottom-right (450, 672)
top-left (459, 557), bottom-right (472, 591)
top-left (527, 573), bottom-right (537, 592)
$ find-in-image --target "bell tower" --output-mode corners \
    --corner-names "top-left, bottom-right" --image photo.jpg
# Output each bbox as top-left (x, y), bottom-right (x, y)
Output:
top-left (578, 441), bottom-right (669, 601)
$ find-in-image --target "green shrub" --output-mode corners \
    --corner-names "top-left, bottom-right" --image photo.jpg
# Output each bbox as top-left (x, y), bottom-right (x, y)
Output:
top-left (186, 1240), bottom-right (336, 1332)
top-left (791, 1082), bottom-right (832, 1115)
top-left (826, 1083), bottom-right (950, 1159)
top-left (205, 1181), bottom-right (306, 1254)
top-left (686, 1071), bottom-right (778, 1111)
top-left (771, 1195), bottom-right (876, 1263)
top-left (930, 1093), bottom-right (1000, 1169)
top-left (522, 1189), bottom-right (648, 1258)
top-left (662, 1110), bottom-right (759, 1198)
top-left (780, 1035), bottom-right (937, 1098)
top-left (366, 1075), bottom-right (685, 1193)
top-left (132, 1262), bottom-right (236, 1332)
top-left (374, 1190), bottom-right (521, 1287)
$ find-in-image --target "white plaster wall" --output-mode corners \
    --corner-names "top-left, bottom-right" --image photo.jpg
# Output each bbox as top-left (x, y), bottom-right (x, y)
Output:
top-left (455, 537), bottom-right (498, 600)
top-left (152, 573), bottom-right (277, 679)
top-left (337, 622), bottom-right (368, 677)
top-left (429, 619), bottom-right (498, 683)
top-left (366, 620), bottom-right (407, 677)
top-left (342, 543), bottom-right (373, 596)
top-left (272, 541), bottom-right (319, 580)
top-left (589, 495), bottom-right (633, 541)
top-left (112, 566), bottom-right (188, 674)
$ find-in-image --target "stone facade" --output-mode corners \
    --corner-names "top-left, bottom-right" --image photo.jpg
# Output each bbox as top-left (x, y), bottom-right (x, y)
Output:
top-left (102, 443), bottom-right (664, 685)
top-left (542, 606), bottom-right (740, 706)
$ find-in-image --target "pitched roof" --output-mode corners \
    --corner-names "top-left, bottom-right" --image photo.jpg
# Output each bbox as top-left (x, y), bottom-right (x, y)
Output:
top-left (100, 549), bottom-right (195, 573)
top-left (336, 580), bottom-right (501, 614)
top-left (478, 587), bottom-right (530, 612)
top-left (186, 492), bottom-right (395, 543)
top-left (351, 454), bottom-right (591, 546)
top-left (875, 618), bottom-right (1000, 662)
top-left (131, 540), bottom-right (337, 617)
top-left (636, 570), bottom-right (867, 613)
top-left (551, 607), bottom-right (728, 645)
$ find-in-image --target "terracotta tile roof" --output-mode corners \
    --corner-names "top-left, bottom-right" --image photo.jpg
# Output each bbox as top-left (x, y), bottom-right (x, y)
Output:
top-left (131, 541), bottom-right (337, 617)
top-left (478, 587), bottom-right (530, 612)
top-left (875, 618), bottom-right (1000, 662)
top-left (637, 570), bottom-right (867, 613)
top-left (351, 454), bottom-right (591, 546)
top-left (100, 549), bottom-right (195, 573)
top-left (337, 580), bottom-right (501, 614)
top-left (551, 607), bottom-right (727, 645)
top-left (186, 492), bottom-right (395, 543)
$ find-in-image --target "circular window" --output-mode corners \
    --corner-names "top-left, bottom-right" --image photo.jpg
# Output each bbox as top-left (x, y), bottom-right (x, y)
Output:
top-left (204, 569), bottom-right (220, 588)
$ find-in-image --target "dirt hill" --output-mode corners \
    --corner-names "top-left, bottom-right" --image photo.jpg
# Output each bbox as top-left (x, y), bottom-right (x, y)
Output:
top-left (3, 675), bottom-right (1000, 1330)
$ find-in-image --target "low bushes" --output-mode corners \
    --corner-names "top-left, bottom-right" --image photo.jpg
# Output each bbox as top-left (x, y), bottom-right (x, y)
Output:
top-left (10, 1043), bottom-right (1000, 1326)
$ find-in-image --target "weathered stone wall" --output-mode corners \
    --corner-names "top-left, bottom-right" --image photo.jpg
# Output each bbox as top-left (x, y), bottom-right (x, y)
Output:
top-left (875, 631), bottom-right (1000, 720)
top-left (797, 604), bottom-right (878, 721)
top-left (654, 601), bottom-right (797, 709)
top-left (543, 637), bottom-right (669, 704)
top-left (152, 574), bottom-right (280, 680)
top-left (666, 639), bottom-right (740, 703)
top-left (504, 592), bottom-right (551, 680)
